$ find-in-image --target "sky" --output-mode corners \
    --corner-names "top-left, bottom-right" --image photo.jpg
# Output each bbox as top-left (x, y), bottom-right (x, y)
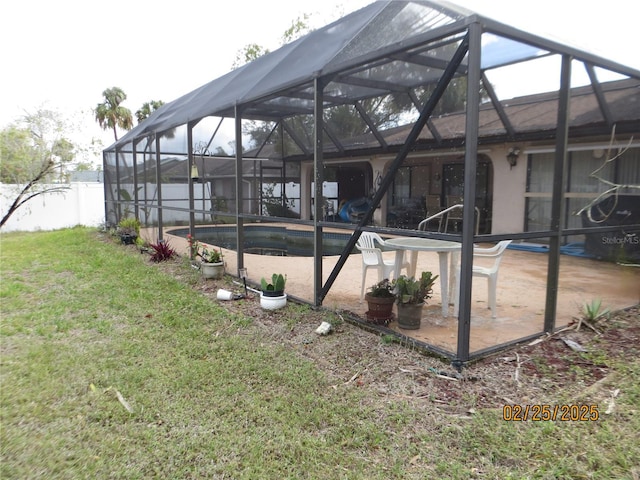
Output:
top-left (1, 0), bottom-right (638, 164)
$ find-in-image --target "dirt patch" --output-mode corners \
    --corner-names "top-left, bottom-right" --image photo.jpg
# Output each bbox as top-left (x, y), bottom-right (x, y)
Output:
top-left (145, 249), bottom-right (639, 410)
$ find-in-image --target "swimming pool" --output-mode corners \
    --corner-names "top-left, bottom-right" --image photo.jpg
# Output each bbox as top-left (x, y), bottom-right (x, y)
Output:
top-left (168, 225), bottom-right (356, 257)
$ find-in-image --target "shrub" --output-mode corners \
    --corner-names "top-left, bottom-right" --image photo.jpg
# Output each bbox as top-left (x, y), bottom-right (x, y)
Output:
top-left (367, 279), bottom-right (394, 298)
top-left (395, 271), bottom-right (438, 305)
top-left (149, 240), bottom-right (177, 262)
top-left (117, 217), bottom-right (140, 236)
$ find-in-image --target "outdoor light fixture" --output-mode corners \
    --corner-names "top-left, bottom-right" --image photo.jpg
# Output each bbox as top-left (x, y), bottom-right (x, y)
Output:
top-left (238, 268), bottom-right (248, 296)
top-left (190, 164), bottom-right (200, 182)
top-left (507, 147), bottom-right (520, 169)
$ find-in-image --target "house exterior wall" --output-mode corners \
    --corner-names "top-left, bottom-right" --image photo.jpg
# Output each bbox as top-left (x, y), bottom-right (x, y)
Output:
top-left (488, 147), bottom-right (528, 234)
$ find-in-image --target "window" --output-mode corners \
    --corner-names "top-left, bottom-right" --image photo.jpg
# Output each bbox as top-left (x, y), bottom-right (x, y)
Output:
top-left (525, 146), bottom-right (640, 234)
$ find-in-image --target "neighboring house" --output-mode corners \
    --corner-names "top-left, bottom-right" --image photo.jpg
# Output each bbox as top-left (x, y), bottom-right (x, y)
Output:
top-left (70, 170), bottom-right (104, 183)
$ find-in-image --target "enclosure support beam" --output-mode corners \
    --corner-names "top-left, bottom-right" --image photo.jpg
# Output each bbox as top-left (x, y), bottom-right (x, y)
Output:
top-left (454, 22), bottom-right (482, 367)
top-left (408, 90), bottom-right (442, 143)
top-left (354, 101), bottom-right (387, 149)
top-left (585, 63), bottom-right (614, 129)
top-left (187, 123), bottom-right (196, 249)
top-left (114, 146), bottom-right (121, 222)
top-left (155, 135), bottom-right (163, 241)
top-left (544, 54), bottom-right (572, 332)
top-left (140, 137), bottom-right (152, 228)
top-left (282, 120), bottom-right (311, 156)
top-left (319, 33), bottom-right (471, 302)
top-left (313, 78), bottom-right (326, 306)
top-left (482, 72), bottom-right (515, 138)
top-left (132, 142), bottom-right (139, 222)
top-left (235, 106), bottom-right (245, 273)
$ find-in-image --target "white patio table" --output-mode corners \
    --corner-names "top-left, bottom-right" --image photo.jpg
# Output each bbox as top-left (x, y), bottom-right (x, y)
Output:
top-left (384, 237), bottom-right (461, 317)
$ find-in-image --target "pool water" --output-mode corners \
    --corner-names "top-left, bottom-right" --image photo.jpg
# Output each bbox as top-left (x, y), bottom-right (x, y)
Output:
top-left (169, 225), bottom-right (356, 257)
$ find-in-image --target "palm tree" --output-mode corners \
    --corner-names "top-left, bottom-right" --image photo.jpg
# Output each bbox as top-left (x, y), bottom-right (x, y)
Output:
top-left (135, 100), bottom-right (164, 124)
top-left (95, 87), bottom-right (133, 141)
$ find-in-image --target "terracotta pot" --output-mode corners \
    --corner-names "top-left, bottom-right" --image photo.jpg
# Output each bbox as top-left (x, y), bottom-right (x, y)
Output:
top-left (396, 302), bottom-right (423, 329)
top-left (364, 294), bottom-right (395, 324)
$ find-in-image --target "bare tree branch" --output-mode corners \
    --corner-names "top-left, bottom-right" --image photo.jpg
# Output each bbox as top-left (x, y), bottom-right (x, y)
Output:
top-left (576, 125), bottom-right (636, 223)
top-left (0, 108), bottom-right (76, 228)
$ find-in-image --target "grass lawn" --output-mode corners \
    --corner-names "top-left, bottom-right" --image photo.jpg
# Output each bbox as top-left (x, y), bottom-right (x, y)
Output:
top-left (1, 227), bottom-right (638, 479)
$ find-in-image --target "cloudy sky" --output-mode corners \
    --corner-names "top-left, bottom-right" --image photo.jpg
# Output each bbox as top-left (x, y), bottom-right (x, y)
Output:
top-left (2, 0), bottom-right (638, 162)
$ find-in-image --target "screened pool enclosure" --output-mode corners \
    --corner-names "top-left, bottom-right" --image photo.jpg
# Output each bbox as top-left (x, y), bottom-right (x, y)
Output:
top-left (103, 0), bottom-right (640, 366)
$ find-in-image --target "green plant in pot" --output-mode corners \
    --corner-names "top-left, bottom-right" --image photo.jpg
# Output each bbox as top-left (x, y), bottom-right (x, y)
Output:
top-left (261, 273), bottom-right (286, 297)
top-left (198, 245), bottom-right (224, 279)
top-left (260, 273), bottom-right (287, 310)
top-left (199, 246), bottom-right (222, 264)
top-left (364, 279), bottom-right (395, 324)
top-left (394, 271), bottom-right (438, 330)
top-left (117, 217), bottom-right (140, 245)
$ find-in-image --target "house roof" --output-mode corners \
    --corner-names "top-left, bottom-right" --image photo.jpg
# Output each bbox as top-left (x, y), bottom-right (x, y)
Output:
top-left (370, 78), bottom-right (640, 150)
top-left (243, 77), bottom-right (640, 159)
top-left (69, 170), bottom-right (104, 183)
top-left (106, 0), bottom-right (640, 153)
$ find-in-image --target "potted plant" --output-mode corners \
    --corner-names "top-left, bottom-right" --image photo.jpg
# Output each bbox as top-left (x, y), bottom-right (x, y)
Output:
top-left (117, 217), bottom-right (140, 245)
top-left (198, 244), bottom-right (225, 279)
top-left (260, 273), bottom-right (287, 310)
top-left (394, 271), bottom-right (438, 329)
top-left (364, 279), bottom-right (395, 324)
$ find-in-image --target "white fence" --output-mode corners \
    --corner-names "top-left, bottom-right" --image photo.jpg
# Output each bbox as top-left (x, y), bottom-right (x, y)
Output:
top-left (0, 183), bottom-right (105, 232)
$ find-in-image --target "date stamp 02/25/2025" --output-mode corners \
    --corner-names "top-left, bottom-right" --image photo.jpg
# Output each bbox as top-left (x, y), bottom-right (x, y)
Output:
top-left (502, 404), bottom-right (600, 422)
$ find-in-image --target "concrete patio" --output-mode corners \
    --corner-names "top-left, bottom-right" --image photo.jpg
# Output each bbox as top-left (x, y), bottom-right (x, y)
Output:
top-left (162, 227), bottom-right (639, 357)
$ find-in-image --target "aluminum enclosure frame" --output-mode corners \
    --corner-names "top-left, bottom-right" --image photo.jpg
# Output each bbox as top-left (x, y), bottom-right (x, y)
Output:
top-left (103, 1), bottom-right (640, 365)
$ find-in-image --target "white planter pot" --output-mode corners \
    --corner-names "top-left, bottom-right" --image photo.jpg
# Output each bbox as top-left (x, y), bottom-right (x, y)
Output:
top-left (260, 292), bottom-right (287, 310)
top-left (201, 262), bottom-right (225, 279)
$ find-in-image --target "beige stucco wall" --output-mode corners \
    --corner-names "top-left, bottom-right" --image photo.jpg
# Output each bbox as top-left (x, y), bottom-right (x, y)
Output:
top-left (487, 146), bottom-right (528, 234)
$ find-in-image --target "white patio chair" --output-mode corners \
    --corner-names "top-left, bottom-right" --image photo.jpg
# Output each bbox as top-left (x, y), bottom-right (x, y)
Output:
top-left (454, 240), bottom-right (512, 318)
top-left (356, 232), bottom-right (409, 300)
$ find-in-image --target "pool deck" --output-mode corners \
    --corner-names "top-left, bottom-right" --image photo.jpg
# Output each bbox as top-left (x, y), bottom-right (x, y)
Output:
top-left (159, 225), bottom-right (640, 357)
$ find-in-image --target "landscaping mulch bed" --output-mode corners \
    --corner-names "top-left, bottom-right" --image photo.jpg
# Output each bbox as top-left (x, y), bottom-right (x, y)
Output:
top-left (153, 253), bottom-right (639, 412)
